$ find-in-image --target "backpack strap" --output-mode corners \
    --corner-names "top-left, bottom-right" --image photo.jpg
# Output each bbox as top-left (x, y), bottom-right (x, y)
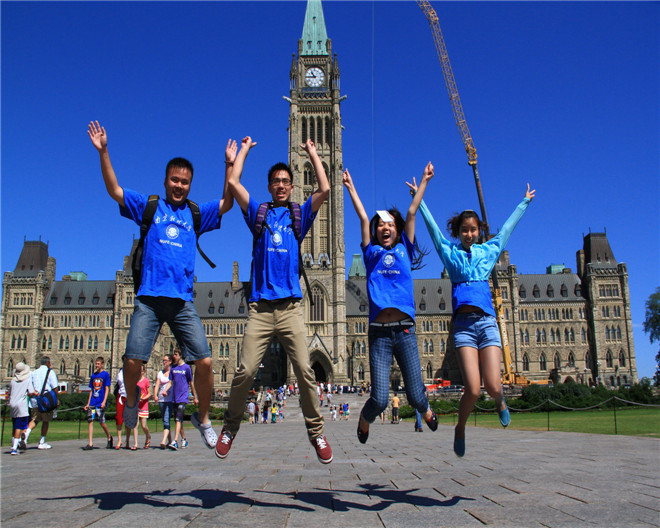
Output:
top-left (131, 195), bottom-right (160, 294)
top-left (287, 202), bottom-right (314, 306)
top-left (252, 202), bottom-right (274, 238)
top-left (186, 199), bottom-right (216, 269)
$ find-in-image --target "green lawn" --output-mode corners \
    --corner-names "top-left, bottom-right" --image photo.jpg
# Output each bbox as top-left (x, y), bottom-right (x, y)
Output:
top-left (420, 407), bottom-right (660, 438)
top-left (3, 408), bottom-right (659, 446)
top-left (1, 418), bottom-right (164, 447)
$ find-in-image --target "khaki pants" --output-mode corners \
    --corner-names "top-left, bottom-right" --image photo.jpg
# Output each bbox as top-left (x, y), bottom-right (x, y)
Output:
top-left (224, 298), bottom-right (324, 438)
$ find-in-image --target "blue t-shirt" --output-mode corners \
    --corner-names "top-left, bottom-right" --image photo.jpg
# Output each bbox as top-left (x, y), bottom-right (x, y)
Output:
top-left (362, 231), bottom-right (416, 324)
top-left (120, 189), bottom-right (221, 301)
top-left (169, 363), bottom-right (193, 404)
top-left (89, 370), bottom-right (111, 407)
top-left (244, 197), bottom-right (316, 302)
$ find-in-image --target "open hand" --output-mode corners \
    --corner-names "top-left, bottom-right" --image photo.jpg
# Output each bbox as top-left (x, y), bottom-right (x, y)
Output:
top-left (87, 120), bottom-right (107, 151)
top-left (225, 139), bottom-right (237, 163)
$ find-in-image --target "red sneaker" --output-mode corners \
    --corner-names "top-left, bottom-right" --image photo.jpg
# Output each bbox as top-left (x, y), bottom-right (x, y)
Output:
top-left (311, 434), bottom-right (333, 464)
top-left (214, 428), bottom-right (234, 459)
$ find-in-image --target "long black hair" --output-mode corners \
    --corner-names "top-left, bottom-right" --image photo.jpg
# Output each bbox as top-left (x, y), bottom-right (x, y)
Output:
top-left (369, 208), bottom-right (428, 270)
top-left (447, 210), bottom-right (483, 239)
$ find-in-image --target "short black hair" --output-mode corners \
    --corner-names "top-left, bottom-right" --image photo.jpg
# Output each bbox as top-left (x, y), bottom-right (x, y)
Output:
top-left (267, 162), bottom-right (293, 185)
top-left (165, 157), bottom-right (194, 180)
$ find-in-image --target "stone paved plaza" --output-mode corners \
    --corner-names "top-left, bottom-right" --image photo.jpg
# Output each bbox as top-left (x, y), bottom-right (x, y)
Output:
top-left (2, 394), bottom-right (659, 527)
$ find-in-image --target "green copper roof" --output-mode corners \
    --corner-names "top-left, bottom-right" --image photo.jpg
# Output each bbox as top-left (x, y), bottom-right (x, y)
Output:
top-left (301, 0), bottom-right (328, 56)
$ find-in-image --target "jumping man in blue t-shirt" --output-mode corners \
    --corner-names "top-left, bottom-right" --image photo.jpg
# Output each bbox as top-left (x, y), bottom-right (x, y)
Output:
top-left (88, 121), bottom-right (237, 449)
top-left (216, 136), bottom-right (333, 464)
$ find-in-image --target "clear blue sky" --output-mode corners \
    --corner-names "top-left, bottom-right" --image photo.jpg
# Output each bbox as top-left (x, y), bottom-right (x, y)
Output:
top-left (2, 1), bottom-right (658, 378)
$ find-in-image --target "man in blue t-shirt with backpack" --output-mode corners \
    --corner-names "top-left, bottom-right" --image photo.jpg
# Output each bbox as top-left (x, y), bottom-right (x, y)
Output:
top-left (88, 121), bottom-right (237, 449)
top-left (216, 136), bottom-right (333, 464)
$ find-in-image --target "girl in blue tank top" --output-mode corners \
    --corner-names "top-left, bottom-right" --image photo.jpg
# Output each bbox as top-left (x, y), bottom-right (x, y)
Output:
top-left (412, 162), bottom-right (536, 458)
top-left (343, 165), bottom-right (438, 445)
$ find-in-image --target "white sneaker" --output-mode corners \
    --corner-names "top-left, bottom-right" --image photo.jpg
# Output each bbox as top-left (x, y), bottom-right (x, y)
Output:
top-left (37, 443), bottom-right (52, 450)
top-left (11, 449), bottom-right (19, 455)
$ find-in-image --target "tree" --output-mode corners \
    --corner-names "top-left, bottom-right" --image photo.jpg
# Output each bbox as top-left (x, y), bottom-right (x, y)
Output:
top-left (642, 287), bottom-right (660, 386)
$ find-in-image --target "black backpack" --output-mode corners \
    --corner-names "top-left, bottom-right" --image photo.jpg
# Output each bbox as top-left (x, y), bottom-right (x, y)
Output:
top-left (131, 195), bottom-right (216, 294)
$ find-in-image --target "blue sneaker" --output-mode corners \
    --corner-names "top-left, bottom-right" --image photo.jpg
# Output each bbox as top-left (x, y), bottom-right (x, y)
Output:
top-left (168, 441), bottom-right (178, 451)
top-left (181, 438), bottom-right (189, 449)
top-left (498, 405), bottom-right (511, 428)
top-left (454, 429), bottom-right (465, 458)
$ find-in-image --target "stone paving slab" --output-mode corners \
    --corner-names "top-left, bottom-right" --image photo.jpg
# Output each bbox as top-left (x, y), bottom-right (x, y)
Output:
top-left (2, 395), bottom-right (659, 527)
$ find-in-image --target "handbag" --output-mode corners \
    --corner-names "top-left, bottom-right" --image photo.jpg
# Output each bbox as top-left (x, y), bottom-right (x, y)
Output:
top-left (37, 368), bottom-right (58, 412)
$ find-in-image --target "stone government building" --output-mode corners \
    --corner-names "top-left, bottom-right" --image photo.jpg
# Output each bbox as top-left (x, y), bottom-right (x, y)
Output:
top-left (0, 0), bottom-right (637, 392)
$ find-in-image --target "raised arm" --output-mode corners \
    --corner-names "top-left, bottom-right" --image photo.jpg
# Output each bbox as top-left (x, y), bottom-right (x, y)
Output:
top-left (404, 162), bottom-right (434, 243)
top-left (342, 169), bottom-right (370, 246)
top-left (87, 121), bottom-right (125, 207)
top-left (219, 139), bottom-right (238, 215)
top-left (486, 183), bottom-right (536, 253)
top-left (302, 139), bottom-right (330, 213)
top-left (227, 136), bottom-right (256, 214)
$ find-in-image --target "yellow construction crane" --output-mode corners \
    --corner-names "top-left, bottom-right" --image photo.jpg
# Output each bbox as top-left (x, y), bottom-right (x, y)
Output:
top-left (417, 0), bottom-right (528, 385)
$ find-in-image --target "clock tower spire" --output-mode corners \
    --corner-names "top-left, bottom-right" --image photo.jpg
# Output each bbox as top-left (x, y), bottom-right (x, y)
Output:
top-left (286, 0), bottom-right (347, 384)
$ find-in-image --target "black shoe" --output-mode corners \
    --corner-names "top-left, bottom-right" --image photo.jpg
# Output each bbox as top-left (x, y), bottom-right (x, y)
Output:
top-left (82, 444), bottom-right (94, 451)
top-left (106, 437), bottom-right (114, 449)
top-left (357, 414), bottom-right (369, 444)
top-left (425, 410), bottom-right (438, 432)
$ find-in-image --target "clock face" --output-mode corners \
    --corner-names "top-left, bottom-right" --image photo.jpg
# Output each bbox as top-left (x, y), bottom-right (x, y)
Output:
top-left (305, 67), bottom-right (325, 87)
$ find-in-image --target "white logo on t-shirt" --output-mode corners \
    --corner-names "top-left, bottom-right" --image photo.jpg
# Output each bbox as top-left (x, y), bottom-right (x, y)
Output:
top-left (166, 225), bottom-right (180, 240)
top-left (271, 232), bottom-right (282, 246)
top-left (383, 254), bottom-right (395, 268)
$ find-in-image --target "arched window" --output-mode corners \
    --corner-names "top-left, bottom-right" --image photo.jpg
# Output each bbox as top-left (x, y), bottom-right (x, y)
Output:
top-left (616, 326), bottom-right (621, 340)
top-left (519, 286), bottom-right (526, 298)
top-left (524, 330), bottom-right (529, 345)
top-left (48, 336), bottom-right (52, 350)
top-left (309, 118), bottom-right (315, 146)
top-left (88, 336), bottom-right (93, 350)
top-left (429, 340), bottom-right (434, 353)
top-left (423, 340), bottom-right (428, 354)
top-left (539, 353), bottom-right (547, 371)
top-left (358, 363), bottom-right (365, 381)
top-left (301, 117), bottom-right (307, 143)
top-left (221, 366), bottom-right (227, 383)
top-left (74, 360), bottom-right (80, 378)
top-left (532, 285), bottom-right (540, 298)
top-left (560, 284), bottom-right (568, 297)
top-left (426, 362), bottom-right (433, 380)
top-left (522, 353), bottom-right (529, 371)
top-left (309, 285), bottom-right (325, 322)
top-left (618, 350), bottom-right (626, 367)
top-left (88, 361), bottom-right (94, 378)
top-left (553, 353), bottom-right (561, 370)
top-left (606, 350), bottom-right (613, 368)
top-left (568, 352), bottom-right (575, 367)
top-left (7, 359), bottom-right (14, 377)
top-left (60, 361), bottom-right (66, 375)
top-left (547, 285), bottom-right (554, 298)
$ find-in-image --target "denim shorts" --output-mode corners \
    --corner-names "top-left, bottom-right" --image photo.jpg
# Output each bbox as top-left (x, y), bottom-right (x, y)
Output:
top-left (125, 296), bottom-right (209, 362)
top-left (453, 312), bottom-right (502, 349)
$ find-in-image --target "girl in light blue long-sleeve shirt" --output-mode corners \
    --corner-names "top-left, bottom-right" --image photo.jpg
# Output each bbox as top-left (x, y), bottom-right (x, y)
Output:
top-left (409, 164), bottom-right (535, 457)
